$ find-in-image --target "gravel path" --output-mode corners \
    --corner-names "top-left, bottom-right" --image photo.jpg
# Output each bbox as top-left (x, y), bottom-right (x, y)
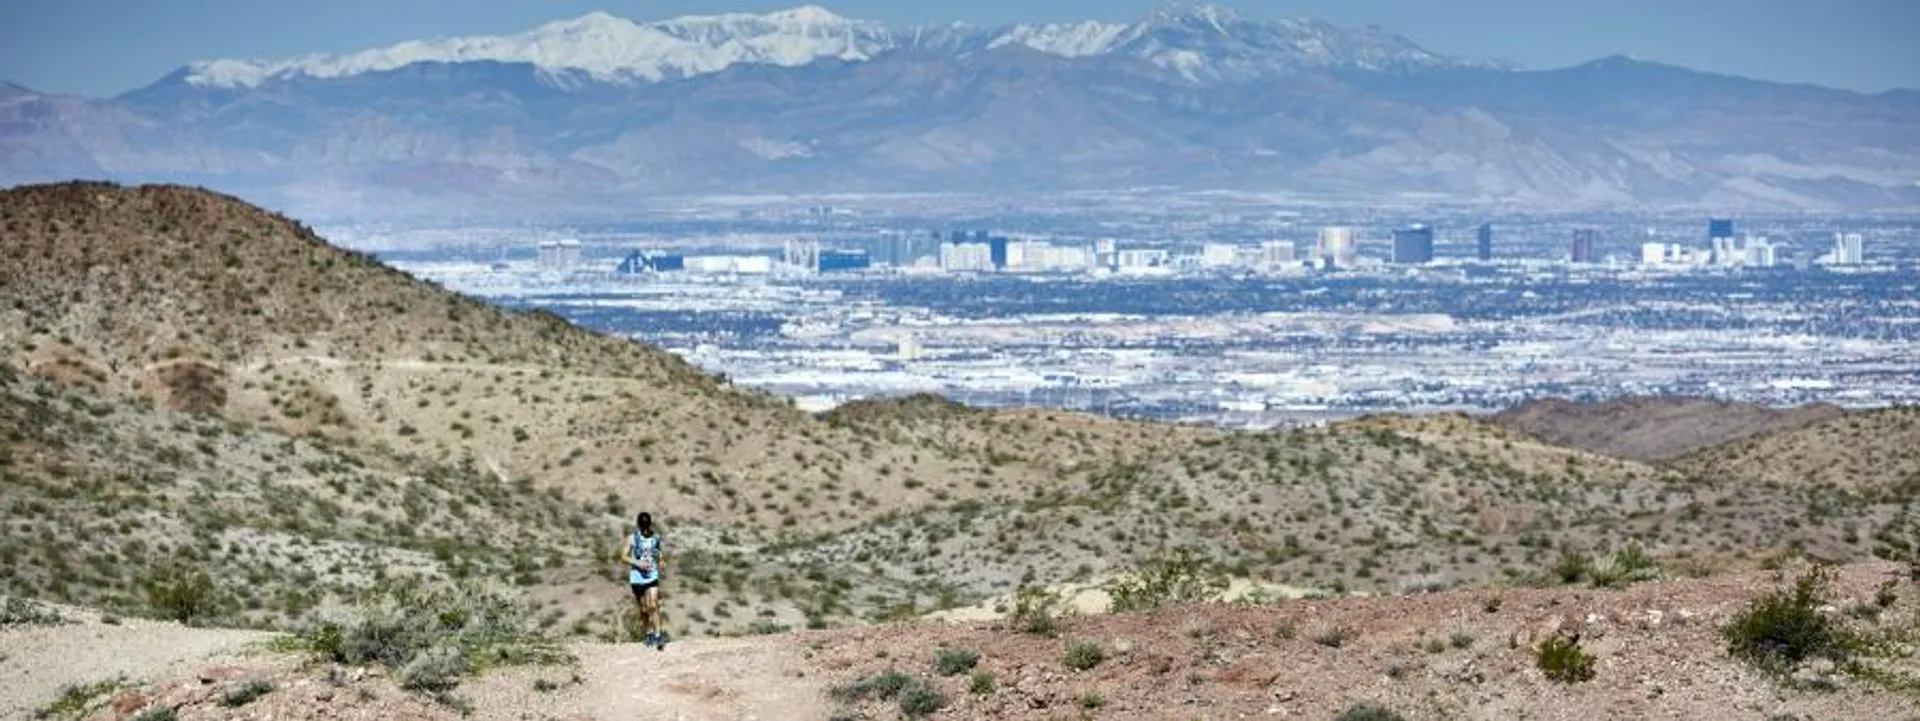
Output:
top-left (0, 616), bottom-right (270, 719)
top-left (465, 637), bottom-right (832, 721)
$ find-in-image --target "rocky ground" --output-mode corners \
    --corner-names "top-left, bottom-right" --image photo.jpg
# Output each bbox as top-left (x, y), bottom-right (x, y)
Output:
top-left (5, 562), bottom-right (1913, 721)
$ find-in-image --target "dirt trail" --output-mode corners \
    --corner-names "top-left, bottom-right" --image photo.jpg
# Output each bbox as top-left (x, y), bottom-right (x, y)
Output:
top-left (0, 615), bottom-right (269, 719)
top-left (469, 637), bottom-right (831, 721)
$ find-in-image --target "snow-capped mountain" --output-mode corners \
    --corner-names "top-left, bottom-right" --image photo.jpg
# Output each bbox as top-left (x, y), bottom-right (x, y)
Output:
top-left (181, 4), bottom-right (896, 88)
top-left (172, 3), bottom-right (1489, 91)
top-left (4, 3), bottom-right (1916, 217)
top-left (987, 4), bottom-right (1490, 80)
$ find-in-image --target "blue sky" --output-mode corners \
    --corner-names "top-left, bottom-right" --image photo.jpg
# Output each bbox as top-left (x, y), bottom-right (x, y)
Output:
top-left (3, 0), bottom-right (1916, 97)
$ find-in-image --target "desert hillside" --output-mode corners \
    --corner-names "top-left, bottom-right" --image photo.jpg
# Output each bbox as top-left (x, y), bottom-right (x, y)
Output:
top-left (1673, 404), bottom-right (1920, 492)
top-left (3, 182), bottom-right (1919, 720)
top-left (1491, 396), bottom-right (1847, 462)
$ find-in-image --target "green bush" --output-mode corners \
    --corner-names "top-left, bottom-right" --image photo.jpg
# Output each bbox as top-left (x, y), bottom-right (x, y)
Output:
top-left (932, 648), bottom-right (979, 677)
top-left (1, 597), bottom-right (69, 627)
top-left (291, 581), bottom-right (568, 696)
top-left (130, 710), bottom-right (177, 721)
top-left (146, 566), bottom-right (224, 625)
top-left (220, 679), bottom-right (276, 707)
top-left (1010, 585), bottom-right (1066, 636)
top-left (897, 679), bottom-right (947, 718)
top-left (1334, 704), bottom-right (1408, 721)
top-left (1550, 551), bottom-right (1590, 585)
top-left (968, 671), bottom-right (996, 695)
top-left (832, 669), bottom-right (913, 702)
top-left (1062, 641), bottom-right (1106, 671)
top-left (1589, 544), bottom-right (1662, 589)
top-left (1723, 565), bottom-right (1860, 678)
top-left (1107, 547), bottom-right (1228, 613)
top-left (1536, 634), bottom-right (1597, 683)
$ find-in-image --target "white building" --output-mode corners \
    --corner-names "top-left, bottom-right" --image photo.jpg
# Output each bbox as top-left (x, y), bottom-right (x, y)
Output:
top-left (1317, 227), bottom-right (1356, 269)
top-left (940, 242), bottom-right (994, 272)
top-left (1745, 238), bottom-right (1776, 268)
top-left (1833, 232), bottom-right (1865, 265)
top-left (1200, 243), bottom-right (1240, 269)
top-left (1259, 240), bottom-right (1298, 271)
top-left (1115, 249), bottom-right (1171, 269)
top-left (685, 255), bottom-right (773, 274)
top-left (1641, 242), bottom-right (1669, 266)
top-left (536, 239), bottom-right (583, 271)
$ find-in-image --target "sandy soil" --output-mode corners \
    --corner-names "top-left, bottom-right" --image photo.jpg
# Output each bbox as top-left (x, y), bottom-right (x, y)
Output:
top-left (7, 563), bottom-right (1916, 721)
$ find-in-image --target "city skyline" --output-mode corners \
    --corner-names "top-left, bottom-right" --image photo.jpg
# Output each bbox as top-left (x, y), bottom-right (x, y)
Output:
top-left (3, 0), bottom-right (1918, 97)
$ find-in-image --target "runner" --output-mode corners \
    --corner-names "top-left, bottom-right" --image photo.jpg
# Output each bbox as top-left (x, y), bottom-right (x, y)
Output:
top-left (620, 511), bottom-right (668, 649)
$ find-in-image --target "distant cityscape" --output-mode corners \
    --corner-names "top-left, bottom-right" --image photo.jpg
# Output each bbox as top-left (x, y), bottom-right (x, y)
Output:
top-left (525, 218), bottom-right (1878, 279)
top-left (362, 203), bottom-right (1917, 427)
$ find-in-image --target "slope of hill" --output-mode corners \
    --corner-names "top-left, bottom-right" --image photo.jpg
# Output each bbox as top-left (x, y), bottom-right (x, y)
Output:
top-left (1491, 396), bottom-right (1847, 462)
top-left (0, 182), bottom-right (1112, 535)
top-left (2, 182), bottom-right (1912, 646)
top-left (0, 356), bottom-right (604, 627)
top-left (4, 5), bottom-right (1916, 215)
top-left (1674, 405), bottom-right (1920, 492)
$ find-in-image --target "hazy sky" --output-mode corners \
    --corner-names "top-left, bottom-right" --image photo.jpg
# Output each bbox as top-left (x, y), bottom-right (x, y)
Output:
top-left (3, 0), bottom-right (1916, 97)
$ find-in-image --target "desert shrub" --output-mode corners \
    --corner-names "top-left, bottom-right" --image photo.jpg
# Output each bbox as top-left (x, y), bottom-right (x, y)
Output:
top-left (130, 710), bottom-right (177, 721)
top-left (1107, 547), bottom-right (1227, 613)
top-left (1062, 641), bottom-right (1106, 671)
top-left (832, 669), bottom-right (913, 702)
top-left (1311, 624), bottom-right (1355, 648)
top-left (1, 597), bottom-right (69, 627)
top-left (291, 581), bottom-right (568, 696)
top-left (1550, 551), bottom-right (1591, 585)
top-left (968, 670), bottom-right (997, 695)
top-left (34, 678), bottom-right (123, 720)
top-left (146, 566), bottom-right (224, 625)
top-left (932, 647), bottom-right (979, 676)
top-left (1334, 704), bottom-right (1408, 721)
top-left (1723, 565), bottom-right (1860, 678)
top-left (1536, 634), bottom-right (1597, 683)
top-left (397, 645), bottom-right (469, 693)
top-left (747, 619), bottom-right (790, 635)
top-left (1010, 584), bottom-right (1066, 636)
top-left (897, 679), bottom-right (947, 718)
top-left (1079, 690), bottom-right (1106, 709)
top-left (220, 679), bottom-right (275, 707)
top-left (1588, 544), bottom-right (1662, 589)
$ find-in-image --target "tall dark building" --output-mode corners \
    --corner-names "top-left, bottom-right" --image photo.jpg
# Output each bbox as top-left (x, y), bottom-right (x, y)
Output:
top-left (988, 236), bottom-right (1010, 270)
top-left (1391, 224), bottom-right (1435, 264)
top-left (1476, 223), bottom-right (1493, 262)
top-left (1571, 228), bottom-right (1598, 263)
top-left (1708, 219), bottom-right (1735, 240)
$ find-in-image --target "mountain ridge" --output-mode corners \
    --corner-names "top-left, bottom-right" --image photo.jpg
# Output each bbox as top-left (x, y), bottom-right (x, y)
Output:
top-left (154, 3), bottom-right (1491, 92)
top-left (3, 4), bottom-right (1916, 215)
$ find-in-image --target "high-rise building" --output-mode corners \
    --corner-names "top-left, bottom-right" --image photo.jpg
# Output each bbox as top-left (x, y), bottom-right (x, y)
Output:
top-left (1709, 219), bottom-right (1735, 241)
top-left (1317, 227), bottom-right (1356, 269)
top-left (1641, 242), bottom-right (1668, 266)
top-left (1833, 232), bottom-right (1865, 265)
top-left (1570, 229), bottom-right (1597, 263)
top-left (1744, 239), bottom-right (1776, 268)
top-left (1259, 240), bottom-right (1297, 271)
top-left (1200, 244), bottom-right (1239, 269)
top-left (988, 236), bottom-right (1010, 270)
top-left (1391, 224), bottom-right (1435, 264)
top-left (1476, 223), bottom-right (1493, 262)
top-left (817, 250), bottom-right (871, 273)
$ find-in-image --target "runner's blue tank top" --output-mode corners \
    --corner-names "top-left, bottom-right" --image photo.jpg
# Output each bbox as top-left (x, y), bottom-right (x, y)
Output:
top-left (629, 531), bottom-right (662, 585)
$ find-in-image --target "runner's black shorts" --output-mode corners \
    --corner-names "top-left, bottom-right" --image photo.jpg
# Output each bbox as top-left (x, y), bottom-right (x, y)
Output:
top-left (630, 581), bottom-right (659, 599)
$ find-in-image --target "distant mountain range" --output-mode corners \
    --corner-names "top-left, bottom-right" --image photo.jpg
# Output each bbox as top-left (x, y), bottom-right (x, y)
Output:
top-left (3, 3), bottom-right (1917, 219)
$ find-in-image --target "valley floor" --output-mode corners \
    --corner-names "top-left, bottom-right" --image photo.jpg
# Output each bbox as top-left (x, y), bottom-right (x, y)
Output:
top-left (4, 562), bottom-right (1913, 721)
